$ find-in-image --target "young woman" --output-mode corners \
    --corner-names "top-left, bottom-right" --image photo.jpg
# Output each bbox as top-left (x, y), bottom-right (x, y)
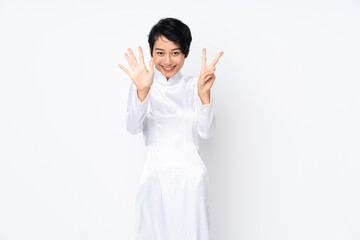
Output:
top-left (118, 17), bottom-right (223, 240)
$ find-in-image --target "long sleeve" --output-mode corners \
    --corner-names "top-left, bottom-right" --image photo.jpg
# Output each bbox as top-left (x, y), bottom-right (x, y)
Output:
top-left (194, 88), bottom-right (216, 139)
top-left (125, 82), bottom-right (151, 135)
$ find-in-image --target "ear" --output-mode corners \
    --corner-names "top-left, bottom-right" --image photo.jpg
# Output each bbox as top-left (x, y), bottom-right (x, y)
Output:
top-left (149, 45), bottom-right (152, 56)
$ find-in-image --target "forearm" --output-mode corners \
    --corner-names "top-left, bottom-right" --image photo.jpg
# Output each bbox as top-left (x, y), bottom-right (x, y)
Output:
top-left (126, 83), bottom-right (150, 134)
top-left (195, 88), bottom-right (215, 139)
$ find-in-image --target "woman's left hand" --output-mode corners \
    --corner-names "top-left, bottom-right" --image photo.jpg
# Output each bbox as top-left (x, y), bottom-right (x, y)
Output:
top-left (198, 48), bottom-right (224, 97)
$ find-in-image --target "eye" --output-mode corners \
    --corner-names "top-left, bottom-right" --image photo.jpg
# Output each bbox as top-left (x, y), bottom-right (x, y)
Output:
top-left (173, 52), bottom-right (180, 56)
top-left (156, 52), bottom-right (164, 55)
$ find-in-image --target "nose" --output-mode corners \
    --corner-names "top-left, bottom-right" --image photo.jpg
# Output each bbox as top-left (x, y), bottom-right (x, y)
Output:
top-left (165, 54), bottom-right (172, 65)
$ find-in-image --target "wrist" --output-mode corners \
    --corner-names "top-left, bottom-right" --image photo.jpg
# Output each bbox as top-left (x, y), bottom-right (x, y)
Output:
top-left (198, 90), bottom-right (210, 98)
top-left (198, 91), bottom-right (211, 105)
top-left (137, 88), bottom-right (150, 102)
top-left (138, 86), bottom-right (151, 92)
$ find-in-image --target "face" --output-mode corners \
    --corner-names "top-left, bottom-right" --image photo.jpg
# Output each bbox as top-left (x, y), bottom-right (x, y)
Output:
top-left (151, 35), bottom-right (187, 80)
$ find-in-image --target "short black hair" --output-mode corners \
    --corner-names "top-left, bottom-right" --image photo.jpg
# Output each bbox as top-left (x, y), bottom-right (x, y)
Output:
top-left (148, 17), bottom-right (192, 58)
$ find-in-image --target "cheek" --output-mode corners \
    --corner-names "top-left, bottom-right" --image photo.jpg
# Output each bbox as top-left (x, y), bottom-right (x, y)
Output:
top-left (176, 58), bottom-right (185, 67)
top-left (153, 58), bottom-right (161, 66)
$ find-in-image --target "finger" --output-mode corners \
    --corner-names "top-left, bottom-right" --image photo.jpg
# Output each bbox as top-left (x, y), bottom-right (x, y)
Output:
top-left (125, 52), bottom-right (136, 71)
top-left (201, 48), bottom-right (207, 73)
top-left (210, 51), bottom-right (224, 68)
top-left (139, 46), bottom-right (145, 66)
top-left (149, 58), bottom-right (154, 73)
top-left (128, 48), bottom-right (139, 66)
top-left (205, 74), bottom-right (216, 82)
top-left (118, 63), bottom-right (131, 77)
top-left (206, 66), bottom-right (216, 74)
top-left (202, 72), bottom-right (215, 80)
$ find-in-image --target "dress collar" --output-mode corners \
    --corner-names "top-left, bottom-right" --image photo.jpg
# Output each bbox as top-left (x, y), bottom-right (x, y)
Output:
top-left (154, 67), bottom-right (183, 86)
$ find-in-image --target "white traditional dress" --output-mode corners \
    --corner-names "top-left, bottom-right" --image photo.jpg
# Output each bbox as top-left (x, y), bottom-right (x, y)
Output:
top-left (125, 67), bottom-right (216, 240)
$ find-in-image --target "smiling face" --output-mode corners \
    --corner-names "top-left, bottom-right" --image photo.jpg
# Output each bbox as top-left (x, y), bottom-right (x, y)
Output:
top-left (150, 35), bottom-right (187, 80)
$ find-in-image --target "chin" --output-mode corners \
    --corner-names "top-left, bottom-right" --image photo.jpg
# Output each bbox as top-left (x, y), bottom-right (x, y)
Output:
top-left (162, 70), bottom-right (178, 79)
top-left (163, 72), bottom-right (175, 78)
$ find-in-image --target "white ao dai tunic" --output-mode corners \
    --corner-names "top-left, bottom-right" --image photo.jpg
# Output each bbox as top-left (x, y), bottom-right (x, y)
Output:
top-left (126, 67), bottom-right (216, 240)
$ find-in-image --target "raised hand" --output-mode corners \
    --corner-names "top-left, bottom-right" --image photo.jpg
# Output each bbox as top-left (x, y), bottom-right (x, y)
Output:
top-left (198, 48), bottom-right (224, 97)
top-left (118, 46), bottom-right (154, 91)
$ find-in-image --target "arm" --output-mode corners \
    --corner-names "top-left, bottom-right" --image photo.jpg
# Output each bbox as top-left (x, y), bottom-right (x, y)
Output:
top-left (125, 82), bottom-right (151, 135)
top-left (118, 46), bottom-right (154, 135)
top-left (195, 48), bottom-right (223, 139)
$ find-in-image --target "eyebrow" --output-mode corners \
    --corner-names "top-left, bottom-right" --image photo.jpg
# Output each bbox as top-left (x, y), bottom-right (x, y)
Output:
top-left (154, 48), bottom-right (181, 51)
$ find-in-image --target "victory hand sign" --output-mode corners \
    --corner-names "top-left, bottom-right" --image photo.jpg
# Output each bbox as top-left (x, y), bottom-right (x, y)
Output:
top-left (198, 48), bottom-right (224, 104)
top-left (118, 46), bottom-right (154, 101)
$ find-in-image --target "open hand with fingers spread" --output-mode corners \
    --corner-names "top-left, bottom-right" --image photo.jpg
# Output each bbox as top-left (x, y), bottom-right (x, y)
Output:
top-left (118, 46), bottom-right (154, 92)
top-left (197, 48), bottom-right (224, 104)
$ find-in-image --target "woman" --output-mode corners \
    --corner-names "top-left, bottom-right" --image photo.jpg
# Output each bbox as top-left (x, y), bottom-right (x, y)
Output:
top-left (118, 17), bottom-right (223, 240)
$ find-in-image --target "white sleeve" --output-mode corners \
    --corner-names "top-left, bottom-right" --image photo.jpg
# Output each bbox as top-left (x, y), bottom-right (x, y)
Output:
top-left (125, 82), bottom-right (151, 135)
top-left (194, 86), bottom-right (216, 139)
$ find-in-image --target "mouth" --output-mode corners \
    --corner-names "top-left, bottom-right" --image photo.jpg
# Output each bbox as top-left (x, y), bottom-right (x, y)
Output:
top-left (162, 65), bottom-right (176, 72)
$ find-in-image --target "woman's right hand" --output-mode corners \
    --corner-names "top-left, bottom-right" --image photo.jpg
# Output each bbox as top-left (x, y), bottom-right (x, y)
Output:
top-left (118, 46), bottom-right (154, 91)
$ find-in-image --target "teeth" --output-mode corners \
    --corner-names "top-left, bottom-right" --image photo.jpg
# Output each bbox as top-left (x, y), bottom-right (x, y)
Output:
top-left (163, 66), bottom-right (175, 70)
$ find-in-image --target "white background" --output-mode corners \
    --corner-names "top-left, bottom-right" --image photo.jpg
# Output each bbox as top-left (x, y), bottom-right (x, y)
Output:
top-left (1, 0), bottom-right (359, 239)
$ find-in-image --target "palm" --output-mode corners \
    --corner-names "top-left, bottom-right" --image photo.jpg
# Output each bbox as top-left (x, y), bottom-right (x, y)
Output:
top-left (198, 65), bottom-right (215, 92)
top-left (129, 63), bottom-right (153, 90)
top-left (118, 46), bottom-right (154, 90)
